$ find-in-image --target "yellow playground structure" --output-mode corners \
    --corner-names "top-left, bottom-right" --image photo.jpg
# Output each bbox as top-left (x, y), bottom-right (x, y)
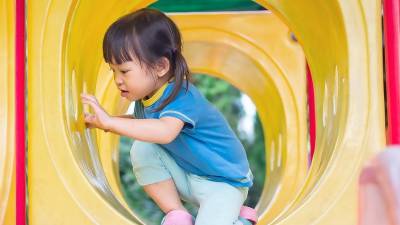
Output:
top-left (3, 0), bottom-right (398, 224)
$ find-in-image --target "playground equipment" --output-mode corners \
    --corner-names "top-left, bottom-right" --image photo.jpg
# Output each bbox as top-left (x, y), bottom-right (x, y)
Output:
top-left (1, 0), bottom-right (399, 224)
top-left (26, 0), bottom-right (386, 223)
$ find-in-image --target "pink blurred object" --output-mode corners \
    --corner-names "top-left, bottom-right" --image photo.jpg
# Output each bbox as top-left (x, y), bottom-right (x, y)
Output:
top-left (240, 206), bottom-right (258, 224)
top-left (358, 146), bottom-right (400, 225)
top-left (162, 210), bottom-right (194, 225)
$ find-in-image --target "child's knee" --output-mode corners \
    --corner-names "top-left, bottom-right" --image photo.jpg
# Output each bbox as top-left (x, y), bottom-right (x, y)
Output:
top-left (129, 141), bottom-right (172, 186)
top-left (130, 141), bottom-right (163, 169)
top-left (130, 141), bottom-right (163, 167)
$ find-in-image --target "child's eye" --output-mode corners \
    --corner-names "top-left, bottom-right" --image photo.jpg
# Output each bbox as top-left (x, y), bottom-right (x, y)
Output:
top-left (121, 70), bottom-right (129, 74)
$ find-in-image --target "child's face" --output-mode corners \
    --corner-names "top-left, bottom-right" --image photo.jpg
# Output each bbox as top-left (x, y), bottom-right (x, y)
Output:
top-left (109, 57), bottom-right (157, 101)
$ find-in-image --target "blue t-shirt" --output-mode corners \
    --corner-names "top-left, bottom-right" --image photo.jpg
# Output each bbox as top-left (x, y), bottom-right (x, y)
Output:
top-left (140, 81), bottom-right (253, 188)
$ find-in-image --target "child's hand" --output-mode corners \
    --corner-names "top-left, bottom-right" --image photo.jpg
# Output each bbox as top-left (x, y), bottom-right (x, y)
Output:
top-left (81, 93), bottom-right (111, 131)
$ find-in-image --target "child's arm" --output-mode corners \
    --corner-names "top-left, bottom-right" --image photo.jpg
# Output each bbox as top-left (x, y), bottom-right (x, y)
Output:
top-left (81, 93), bottom-right (184, 144)
top-left (115, 114), bottom-right (134, 119)
top-left (107, 116), bottom-right (184, 144)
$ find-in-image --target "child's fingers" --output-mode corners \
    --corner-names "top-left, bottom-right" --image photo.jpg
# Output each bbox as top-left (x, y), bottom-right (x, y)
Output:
top-left (85, 95), bottom-right (98, 103)
top-left (84, 113), bottom-right (96, 123)
top-left (80, 93), bottom-right (94, 98)
top-left (80, 93), bottom-right (98, 103)
top-left (82, 98), bottom-right (99, 110)
top-left (84, 112), bottom-right (92, 119)
top-left (81, 95), bottom-right (97, 106)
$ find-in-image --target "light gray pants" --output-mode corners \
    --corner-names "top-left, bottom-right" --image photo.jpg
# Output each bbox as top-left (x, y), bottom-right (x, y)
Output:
top-left (130, 141), bottom-right (249, 225)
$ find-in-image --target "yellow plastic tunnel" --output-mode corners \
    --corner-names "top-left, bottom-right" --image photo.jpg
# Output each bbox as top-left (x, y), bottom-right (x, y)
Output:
top-left (27, 0), bottom-right (385, 224)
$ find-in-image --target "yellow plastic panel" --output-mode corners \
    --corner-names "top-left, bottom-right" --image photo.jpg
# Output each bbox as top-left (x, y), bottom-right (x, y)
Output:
top-left (0, 0), bottom-right (16, 224)
top-left (253, 0), bottom-right (386, 224)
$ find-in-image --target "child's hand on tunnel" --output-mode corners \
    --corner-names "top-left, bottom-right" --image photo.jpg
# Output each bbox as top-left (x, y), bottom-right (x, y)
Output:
top-left (81, 93), bottom-right (111, 132)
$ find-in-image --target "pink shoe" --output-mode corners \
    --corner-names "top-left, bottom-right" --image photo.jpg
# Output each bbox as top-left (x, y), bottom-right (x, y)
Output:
top-left (161, 210), bottom-right (194, 225)
top-left (239, 206), bottom-right (258, 224)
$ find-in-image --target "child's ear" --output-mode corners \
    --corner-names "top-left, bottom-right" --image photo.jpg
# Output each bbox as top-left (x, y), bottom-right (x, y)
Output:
top-left (155, 57), bottom-right (170, 78)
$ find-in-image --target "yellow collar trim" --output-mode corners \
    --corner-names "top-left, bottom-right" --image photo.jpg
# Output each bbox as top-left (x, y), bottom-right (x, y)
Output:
top-left (142, 82), bottom-right (169, 107)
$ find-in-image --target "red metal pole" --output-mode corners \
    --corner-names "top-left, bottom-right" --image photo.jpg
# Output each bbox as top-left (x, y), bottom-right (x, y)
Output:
top-left (384, 0), bottom-right (400, 144)
top-left (307, 64), bottom-right (316, 165)
top-left (16, 0), bottom-right (26, 224)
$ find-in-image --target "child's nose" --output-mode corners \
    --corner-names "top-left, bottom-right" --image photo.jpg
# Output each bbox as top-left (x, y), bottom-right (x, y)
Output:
top-left (114, 76), bottom-right (123, 85)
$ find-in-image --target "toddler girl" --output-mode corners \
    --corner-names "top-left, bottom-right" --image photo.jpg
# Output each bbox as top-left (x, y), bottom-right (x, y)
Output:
top-left (81, 8), bottom-right (257, 225)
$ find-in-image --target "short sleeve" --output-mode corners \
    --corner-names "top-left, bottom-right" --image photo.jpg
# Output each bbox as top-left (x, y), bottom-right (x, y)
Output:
top-left (158, 88), bottom-right (199, 130)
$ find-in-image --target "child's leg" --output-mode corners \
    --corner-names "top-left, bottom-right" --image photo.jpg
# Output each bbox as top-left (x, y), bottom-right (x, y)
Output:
top-left (142, 179), bottom-right (186, 213)
top-left (130, 141), bottom-right (195, 213)
top-left (188, 174), bottom-right (248, 225)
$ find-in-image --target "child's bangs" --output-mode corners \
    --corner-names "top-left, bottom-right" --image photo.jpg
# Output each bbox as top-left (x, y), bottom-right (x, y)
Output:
top-left (103, 24), bottom-right (142, 65)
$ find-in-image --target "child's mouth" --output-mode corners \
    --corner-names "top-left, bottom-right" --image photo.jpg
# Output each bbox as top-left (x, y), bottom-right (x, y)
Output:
top-left (120, 90), bottom-right (129, 97)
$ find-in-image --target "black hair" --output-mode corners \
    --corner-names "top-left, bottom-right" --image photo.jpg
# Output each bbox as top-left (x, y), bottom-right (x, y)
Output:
top-left (103, 8), bottom-right (191, 112)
